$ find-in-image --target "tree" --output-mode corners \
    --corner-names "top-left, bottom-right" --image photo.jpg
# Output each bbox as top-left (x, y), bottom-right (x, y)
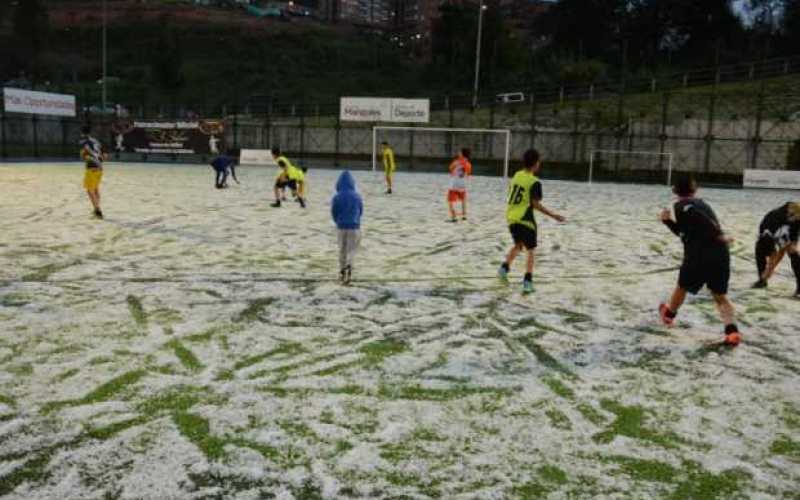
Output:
top-left (150, 21), bottom-right (185, 99)
top-left (12, 0), bottom-right (50, 81)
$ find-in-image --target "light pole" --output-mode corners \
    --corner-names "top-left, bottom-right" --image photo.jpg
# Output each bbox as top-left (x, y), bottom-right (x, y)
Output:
top-left (472, 0), bottom-right (486, 108)
top-left (101, 0), bottom-right (107, 111)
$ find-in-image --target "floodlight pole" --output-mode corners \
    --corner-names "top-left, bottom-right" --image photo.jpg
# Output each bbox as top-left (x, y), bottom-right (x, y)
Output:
top-left (102, 0), bottom-right (107, 111)
top-left (472, 0), bottom-right (485, 109)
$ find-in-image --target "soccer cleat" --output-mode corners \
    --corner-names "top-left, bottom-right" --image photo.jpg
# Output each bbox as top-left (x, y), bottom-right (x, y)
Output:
top-left (751, 279), bottom-right (768, 289)
top-left (448, 217), bottom-right (458, 223)
top-left (343, 266), bottom-right (352, 285)
top-left (93, 208), bottom-right (103, 219)
top-left (299, 198), bottom-right (306, 209)
top-left (498, 266), bottom-right (509, 281)
top-left (386, 189), bottom-right (392, 195)
top-left (658, 303), bottom-right (675, 327)
top-left (723, 332), bottom-right (742, 347)
top-left (270, 200), bottom-right (281, 207)
top-left (522, 280), bottom-right (534, 294)
top-left (461, 216), bottom-right (467, 221)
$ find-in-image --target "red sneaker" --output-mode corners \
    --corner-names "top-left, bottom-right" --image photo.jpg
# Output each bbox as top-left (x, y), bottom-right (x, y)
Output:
top-left (659, 303), bottom-right (675, 327)
top-left (724, 332), bottom-right (742, 346)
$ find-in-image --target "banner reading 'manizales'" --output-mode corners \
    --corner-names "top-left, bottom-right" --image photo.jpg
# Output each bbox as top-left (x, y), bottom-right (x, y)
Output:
top-left (111, 120), bottom-right (225, 155)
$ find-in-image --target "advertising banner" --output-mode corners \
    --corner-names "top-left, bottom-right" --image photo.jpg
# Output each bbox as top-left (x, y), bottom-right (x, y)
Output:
top-left (3, 87), bottom-right (76, 117)
top-left (743, 169), bottom-right (800, 190)
top-left (340, 97), bottom-right (429, 123)
top-left (111, 119), bottom-right (225, 155)
top-left (240, 149), bottom-right (277, 166)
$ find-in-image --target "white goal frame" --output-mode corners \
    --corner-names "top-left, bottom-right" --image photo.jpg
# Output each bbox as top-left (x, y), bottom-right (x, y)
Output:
top-left (372, 126), bottom-right (512, 179)
top-left (589, 149), bottom-right (674, 186)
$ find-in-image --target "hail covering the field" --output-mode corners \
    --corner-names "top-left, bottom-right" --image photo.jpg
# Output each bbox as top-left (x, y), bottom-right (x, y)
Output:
top-left (0, 163), bottom-right (798, 499)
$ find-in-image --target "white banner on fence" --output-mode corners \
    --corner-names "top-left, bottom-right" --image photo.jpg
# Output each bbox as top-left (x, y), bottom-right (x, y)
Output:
top-left (3, 87), bottom-right (76, 117)
top-left (240, 149), bottom-right (277, 166)
top-left (743, 169), bottom-right (800, 190)
top-left (340, 97), bottom-right (429, 123)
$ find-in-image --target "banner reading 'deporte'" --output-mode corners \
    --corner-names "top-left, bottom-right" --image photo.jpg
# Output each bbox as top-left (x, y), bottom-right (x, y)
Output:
top-left (3, 87), bottom-right (76, 117)
top-left (340, 97), bottom-right (429, 123)
top-left (111, 119), bottom-right (225, 155)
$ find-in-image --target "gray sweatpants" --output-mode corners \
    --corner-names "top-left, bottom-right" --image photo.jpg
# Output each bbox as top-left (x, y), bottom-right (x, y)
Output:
top-left (338, 229), bottom-right (361, 270)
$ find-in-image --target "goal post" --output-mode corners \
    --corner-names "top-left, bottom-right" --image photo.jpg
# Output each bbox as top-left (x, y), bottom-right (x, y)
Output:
top-left (589, 149), bottom-right (674, 186)
top-left (372, 126), bottom-right (512, 179)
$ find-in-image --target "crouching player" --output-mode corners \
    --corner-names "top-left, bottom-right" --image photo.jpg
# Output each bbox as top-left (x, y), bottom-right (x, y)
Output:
top-left (659, 176), bottom-right (742, 346)
top-left (752, 202), bottom-right (800, 297)
top-left (270, 148), bottom-right (306, 208)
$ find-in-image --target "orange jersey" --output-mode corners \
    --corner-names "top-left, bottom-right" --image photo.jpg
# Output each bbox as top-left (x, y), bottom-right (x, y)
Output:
top-left (449, 156), bottom-right (472, 191)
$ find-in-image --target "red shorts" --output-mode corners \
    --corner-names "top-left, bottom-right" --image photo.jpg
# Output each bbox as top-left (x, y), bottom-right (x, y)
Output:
top-left (448, 190), bottom-right (466, 203)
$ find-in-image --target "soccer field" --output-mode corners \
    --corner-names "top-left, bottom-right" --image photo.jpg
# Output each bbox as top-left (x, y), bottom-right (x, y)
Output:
top-left (0, 162), bottom-right (798, 499)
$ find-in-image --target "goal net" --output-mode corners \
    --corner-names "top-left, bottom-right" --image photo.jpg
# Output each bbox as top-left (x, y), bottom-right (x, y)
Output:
top-left (589, 150), bottom-right (674, 185)
top-left (372, 126), bottom-right (512, 179)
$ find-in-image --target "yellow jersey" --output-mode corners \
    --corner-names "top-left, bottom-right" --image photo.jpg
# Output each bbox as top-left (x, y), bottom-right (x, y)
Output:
top-left (506, 170), bottom-right (541, 230)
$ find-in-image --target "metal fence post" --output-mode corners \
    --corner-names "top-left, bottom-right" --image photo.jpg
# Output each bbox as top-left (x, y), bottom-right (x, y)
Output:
top-left (750, 82), bottom-right (765, 171)
top-left (267, 97), bottom-right (273, 149)
top-left (1, 108), bottom-right (6, 159)
top-left (659, 92), bottom-right (670, 174)
top-left (334, 113), bottom-right (341, 167)
top-left (447, 96), bottom-right (454, 157)
top-left (571, 94), bottom-right (580, 162)
top-left (703, 87), bottom-right (717, 174)
top-left (61, 117), bottom-right (68, 159)
top-left (32, 114), bottom-right (39, 158)
top-left (614, 41), bottom-right (628, 173)
top-left (409, 126), bottom-right (415, 171)
top-left (299, 97), bottom-right (306, 165)
top-left (529, 89), bottom-right (537, 149)
top-left (233, 108), bottom-right (239, 150)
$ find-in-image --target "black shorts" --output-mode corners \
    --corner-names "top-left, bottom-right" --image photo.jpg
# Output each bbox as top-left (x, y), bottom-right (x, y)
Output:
top-left (509, 224), bottom-right (537, 250)
top-left (678, 245), bottom-right (730, 295)
top-left (276, 179), bottom-right (297, 190)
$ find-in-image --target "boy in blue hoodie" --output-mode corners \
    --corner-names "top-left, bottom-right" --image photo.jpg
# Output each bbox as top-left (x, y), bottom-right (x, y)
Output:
top-left (332, 171), bottom-right (363, 285)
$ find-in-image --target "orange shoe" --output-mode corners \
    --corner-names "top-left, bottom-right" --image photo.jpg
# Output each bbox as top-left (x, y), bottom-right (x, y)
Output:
top-left (659, 303), bottom-right (675, 327)
top-left (723, 332), bottom-right (742, 346)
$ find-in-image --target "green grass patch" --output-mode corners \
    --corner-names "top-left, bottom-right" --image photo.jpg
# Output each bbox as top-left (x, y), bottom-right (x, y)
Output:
top-left (136, 386), bottom-right (209, 416)
top-left (85, 416), bottom-right (149, 441)
top-left (543, 376), bottom-right (575, 400)
top-left (517, 336), bottom-right (576, 378)
top-left (670, 461), bottom-right (748, 499)
top-left (126, 295), bottom-right (148, 328)
top-left (234, 342), bottom-right (307, 371)
top-left (235, 297), bottom-right (277, 323)
top-left (0, 394), bottom-right (15, 407)
top-left (770, 435), bottom-right (800, 458)
top-left (0, 293), bottom-right (30, 307)
top-left (22, 262), bottom-right (75, 281)
top-left (593, 399), bottom-right (685, 449)
top-left (577, 402), bottom-right (607, 426)
top-left (0, 451), bottom-right (54, 496)
top-left (545, 407), bottom-right (573, 430)
top-left (173, 412), bottom-right (227, 461)
top-left (43, 369), bottom-right (148, 414)
top-left (377, 384), bottom-right (514, 401)
top-left (359, 338), bottom-right (408, 365)
top-left (53, 367), bottom-right (80, 382)
top-left (606, 455), bottom-right (678, 483)
top-left (165, 339), bottom-right (204, 372)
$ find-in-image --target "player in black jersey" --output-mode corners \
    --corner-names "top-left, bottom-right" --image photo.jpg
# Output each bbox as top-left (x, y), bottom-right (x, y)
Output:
top-left (658, 176), bottom-right (742, 346)
top-left (752, 202), bottom-right (800, 296)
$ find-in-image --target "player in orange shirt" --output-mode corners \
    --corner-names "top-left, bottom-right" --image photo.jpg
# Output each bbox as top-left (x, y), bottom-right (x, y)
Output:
top-left (447, 148), bottom-right (472, 222)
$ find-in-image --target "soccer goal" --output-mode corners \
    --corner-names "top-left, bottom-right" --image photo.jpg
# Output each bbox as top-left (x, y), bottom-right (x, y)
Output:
top-left (372, 126), bottom-right (512, 179)
top-left (589, 149), bottom-right (674, 186)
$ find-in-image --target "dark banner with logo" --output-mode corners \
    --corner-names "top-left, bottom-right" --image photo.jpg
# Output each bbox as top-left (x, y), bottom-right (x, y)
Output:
top-left (111, 120), bottom-right (225, 155)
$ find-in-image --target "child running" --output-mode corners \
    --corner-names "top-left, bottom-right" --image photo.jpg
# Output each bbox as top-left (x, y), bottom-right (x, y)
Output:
top-left (659, 176), bottom-right (742, 346)
top-left (331, 171), bottom-right (363, 285)
top-left (498, 149), bottom-right (565, 293)
top-left (79, 126), bottom-right (105, 219)
top-left (752, 202), bottom-right (800, 297)
top-left (270, 148), bottom-right (306, 208)
top-left (382, 141), bottom-right (396, 194)
top-left (447, 148), bottom-right (472, 222)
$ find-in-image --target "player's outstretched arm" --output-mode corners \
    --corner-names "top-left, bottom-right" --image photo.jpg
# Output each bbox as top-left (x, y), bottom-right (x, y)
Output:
top-left (660, 208), bottom-right (681, 236)
top-left (532, 200), bottom-right (565, 223)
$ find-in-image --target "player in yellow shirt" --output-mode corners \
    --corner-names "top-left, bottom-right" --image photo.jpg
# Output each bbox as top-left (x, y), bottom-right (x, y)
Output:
top-left (79, 126), bottom-right (106, 219)
top-left (498, 149), bottom-right (565, 293)
top-left (382, 141), bottom-right (396, 194)
top-left (270, 148), bottom-right (306, 208)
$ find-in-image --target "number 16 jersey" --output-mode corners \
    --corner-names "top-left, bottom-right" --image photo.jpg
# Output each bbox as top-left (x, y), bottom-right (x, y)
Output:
top-left (506, 170), bottom-right (543, 230)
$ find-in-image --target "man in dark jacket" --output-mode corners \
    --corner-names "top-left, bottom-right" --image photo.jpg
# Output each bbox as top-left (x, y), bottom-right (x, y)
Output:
top-left (331, 171), bottom-right (363, 285)
top-left (211, 152), bottom-right (238, 189)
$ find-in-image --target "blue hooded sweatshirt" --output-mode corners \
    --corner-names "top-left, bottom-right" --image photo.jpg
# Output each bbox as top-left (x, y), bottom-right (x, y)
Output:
top-left (332, 171), bottom-right (363, 230)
